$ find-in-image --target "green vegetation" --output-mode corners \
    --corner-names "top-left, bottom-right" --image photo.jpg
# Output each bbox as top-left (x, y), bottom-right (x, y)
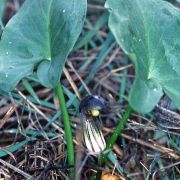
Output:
top-left (0, 0), bottom-right (179, 179)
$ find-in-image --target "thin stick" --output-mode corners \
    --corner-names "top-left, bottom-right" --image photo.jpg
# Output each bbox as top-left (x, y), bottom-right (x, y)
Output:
top-left (0, 105), bottom-right (17, 128)
top-left (63, 67), bottom-right (82, 100)
top-left (67, 61), bottom-right (91, 95)
top-left (0, 158), bottom-right (32, 179)
top-left (103, 128), bottom-right (180, 159)
top-left (15, 88), bottom-right (64, 134)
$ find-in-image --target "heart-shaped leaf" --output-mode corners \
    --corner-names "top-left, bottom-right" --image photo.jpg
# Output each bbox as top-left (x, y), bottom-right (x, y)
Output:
top-left (0, 0), bottom-right (87, 91)
top-left (105, 0), bottom-right (180, 113)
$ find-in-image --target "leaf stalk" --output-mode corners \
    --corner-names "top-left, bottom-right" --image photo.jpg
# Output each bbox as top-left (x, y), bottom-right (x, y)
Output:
top-left (54, 82), bottom-right (74, 178)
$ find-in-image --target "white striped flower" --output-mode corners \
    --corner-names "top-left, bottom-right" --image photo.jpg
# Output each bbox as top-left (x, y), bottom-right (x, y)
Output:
top-left (83, 117), bottom-right (106, 153)
top-left (79, 95), bottom-right (107, 154)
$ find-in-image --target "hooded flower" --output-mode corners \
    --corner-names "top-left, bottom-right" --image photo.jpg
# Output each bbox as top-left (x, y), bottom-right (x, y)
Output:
top-left (79, 95), bottom-right (106, 153)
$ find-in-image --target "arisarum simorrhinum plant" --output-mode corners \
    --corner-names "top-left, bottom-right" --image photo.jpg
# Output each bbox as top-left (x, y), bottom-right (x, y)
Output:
top-left (0, 0), bottom-right (87, 178)
top-left (101, 0), bottom-right (180, 163)
top-left (105, 0), bottom-right (180, 113)
top-left (0, 0), bottom-right (180, 178)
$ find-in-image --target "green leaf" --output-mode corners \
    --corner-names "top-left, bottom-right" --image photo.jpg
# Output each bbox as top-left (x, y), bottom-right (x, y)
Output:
top-left (0, 0), bottom-right (6, 33)
top-left (0, 0), bottom-right (6, 21)
top-left (22, 79), bottom-right (41, 104)
top-left (105, 0), bottom-right (180, 113)
top-left (0, 0), bottom-right (87, 91)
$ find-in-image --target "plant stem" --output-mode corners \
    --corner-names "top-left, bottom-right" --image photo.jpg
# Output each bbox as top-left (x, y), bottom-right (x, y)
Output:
top-left (101, 105), bottom-right (133, 163)
top-left (107, 105), bottom-right (133, 148)
top-left (54, 83), bottom-right (74, 175)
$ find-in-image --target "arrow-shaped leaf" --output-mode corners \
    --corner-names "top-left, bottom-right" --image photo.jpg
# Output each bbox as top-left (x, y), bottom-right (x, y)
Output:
top-left (0, 0), bottom-right (87, 91)
top-left (105, 0), bottom-right (180, 113)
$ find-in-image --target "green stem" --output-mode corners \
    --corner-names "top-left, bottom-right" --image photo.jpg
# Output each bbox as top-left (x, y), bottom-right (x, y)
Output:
top-left (101, 105), bottom-right (133, 163)
top-left (54, 83), bottom-right (74, 174)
